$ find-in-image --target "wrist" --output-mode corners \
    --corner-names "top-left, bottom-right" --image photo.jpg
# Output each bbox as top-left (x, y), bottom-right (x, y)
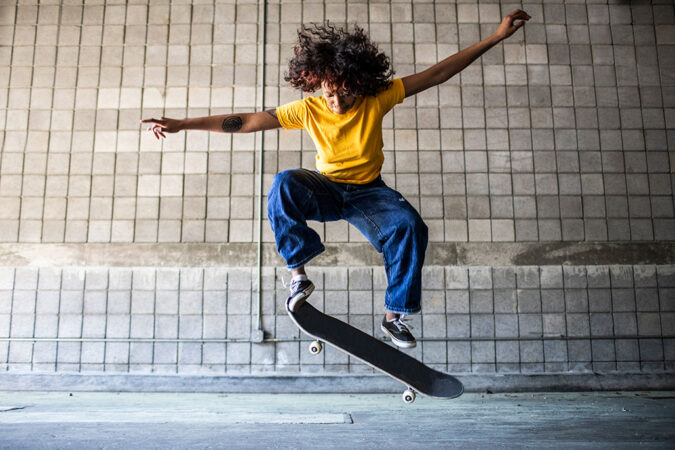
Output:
top-left (177, 118), bottom-right (189, 131)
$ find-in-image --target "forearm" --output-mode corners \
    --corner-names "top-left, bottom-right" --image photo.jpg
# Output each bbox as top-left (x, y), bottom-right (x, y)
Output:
top-left (180, 110), bottom-right (281, 134)
top-left (142, 109), bottom-right (280, 139)
top-left (430, 34), bottom-right (501, 84)
top-left (180, 114), bottom-right (248, 133)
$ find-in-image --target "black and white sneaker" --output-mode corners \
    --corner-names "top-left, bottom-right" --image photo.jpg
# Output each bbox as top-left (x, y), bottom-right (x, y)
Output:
top-left (381, 316), bottom-right (416, 348)
top-left (284, 275), bottom-right (314, 312)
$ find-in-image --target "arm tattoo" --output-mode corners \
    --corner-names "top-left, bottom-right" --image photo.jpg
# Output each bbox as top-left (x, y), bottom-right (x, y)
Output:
top-left (265, 109), bottom-right (278, 119)
top-left (221, 116), bottom-right (243, 132)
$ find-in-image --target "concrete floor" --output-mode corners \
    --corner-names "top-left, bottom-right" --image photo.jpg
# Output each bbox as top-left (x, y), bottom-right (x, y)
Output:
top-left (1, 391), bottom-right (674, 449)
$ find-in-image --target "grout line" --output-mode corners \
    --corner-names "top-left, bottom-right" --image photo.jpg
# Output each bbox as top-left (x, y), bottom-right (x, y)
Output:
top-left (628, 266), bottom-right (642, 371)
top-left (83, 2), bottom-right (103, 247)
top-left (4, 269), bottom-right (16, 371)
top-left (129, 1), bottom-right (151, 372)
top-left (21, 16), bottom-right (42, 373)
top-left (457, 3), bottom-right (469, 244)
top-left (54, 268), bottom-right (65, 372)
top-left (653, 265), bottom-right (666, 371)
top-left (514, 267), bottom-right (523, 372)
top-left (16, 6), bottom-right (37, 244)
top-left (224, 270), bottom-right (229, 372)
top-left (539, 267), bottom-right (548, 372)
top-left (0, 3), bottom-right (14, 200)
top-left (630, 4), bottom-right (655, 243)
top-left (564, 6), bottom-right (585, 242)
top-left (525, 4), bottom-right (539, 243)
top-left (177, 3), bottom-right (194, 246)
top-left (225, 2), bottom-right (237, 243)
top-left (38, 3), bottom-right (61, 244)
top-left (585, 3), bottom-right (608, 243)
top-left (106, 3), bottom-right (134, 246)
top-left (477, 3), bottom-right (497, 373)
top-left (433, 1), bottom-right (447, 246)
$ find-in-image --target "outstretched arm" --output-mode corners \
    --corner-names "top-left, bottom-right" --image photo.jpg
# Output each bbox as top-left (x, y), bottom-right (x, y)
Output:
top-left (402, 9), bottom-right (531, 98)
top-left (141, 109), bottom-right (281, 140)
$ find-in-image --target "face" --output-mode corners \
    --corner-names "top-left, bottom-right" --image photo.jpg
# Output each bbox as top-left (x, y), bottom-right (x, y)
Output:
top-left (321, 80), bottom-right (357, 114)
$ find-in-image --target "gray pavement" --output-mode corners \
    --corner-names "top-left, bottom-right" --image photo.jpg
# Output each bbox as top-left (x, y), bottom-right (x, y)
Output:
top-left (1, 391), bottom-right (674, 449)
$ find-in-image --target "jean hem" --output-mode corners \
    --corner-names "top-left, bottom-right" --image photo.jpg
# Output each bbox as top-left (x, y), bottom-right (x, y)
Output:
top-left (383, 304), bottom-right (421, 315)
top-left (286, 245), bottom-right (326, 270)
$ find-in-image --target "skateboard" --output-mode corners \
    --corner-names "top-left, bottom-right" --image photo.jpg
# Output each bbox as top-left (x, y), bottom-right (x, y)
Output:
top-left (286, 299), bottom-right (464, 404)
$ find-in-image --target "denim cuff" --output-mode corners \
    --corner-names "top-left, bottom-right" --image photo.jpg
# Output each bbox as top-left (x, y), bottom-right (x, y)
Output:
top-left (383, 303), bottom-right (422, 315)
top-left (286, 244), bottom-right (326, 270)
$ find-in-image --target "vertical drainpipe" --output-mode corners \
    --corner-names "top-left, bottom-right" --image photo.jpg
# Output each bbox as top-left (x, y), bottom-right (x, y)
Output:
top-left (252, 0), bottom-right (267, 343)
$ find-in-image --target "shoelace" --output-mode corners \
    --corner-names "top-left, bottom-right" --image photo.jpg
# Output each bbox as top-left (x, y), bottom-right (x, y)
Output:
top-left (281, 277), bottom-right (303, 293)
top-left (392, 315), bottom-right (414, 332)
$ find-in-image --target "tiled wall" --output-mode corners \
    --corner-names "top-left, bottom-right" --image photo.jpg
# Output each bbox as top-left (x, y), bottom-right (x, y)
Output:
top-left (1, 1), bottom-right (673, 244)
top-left (1, 265), bottom-right (673, 374)
top-left (1, 1), bottom-right (674, 379)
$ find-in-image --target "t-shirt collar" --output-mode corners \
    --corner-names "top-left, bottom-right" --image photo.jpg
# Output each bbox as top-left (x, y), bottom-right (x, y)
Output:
top-left (320, 95), bottom-right (363, 116)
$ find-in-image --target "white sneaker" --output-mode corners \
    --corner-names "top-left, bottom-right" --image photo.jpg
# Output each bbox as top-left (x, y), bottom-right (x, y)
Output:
top-left (284, 276), bottom-right (314, 312)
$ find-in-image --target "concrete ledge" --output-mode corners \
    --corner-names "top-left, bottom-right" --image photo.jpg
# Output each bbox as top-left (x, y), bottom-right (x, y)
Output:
top-left (1, 242), bottom-right (674, 267)
top-left (1, 373), bottom-right (674, 393)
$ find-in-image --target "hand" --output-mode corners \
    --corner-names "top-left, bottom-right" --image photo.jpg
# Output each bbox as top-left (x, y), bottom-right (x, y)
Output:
top-left (494, 9), bottom-right (531, 41)
top-left (140, 116), bottom-right (183, 140)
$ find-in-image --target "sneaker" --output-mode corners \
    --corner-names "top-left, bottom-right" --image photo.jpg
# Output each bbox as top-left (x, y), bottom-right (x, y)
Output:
top-left (284, 275), bottom-right (315, 312)
top-left (381, 315), bottom-right (416, 348)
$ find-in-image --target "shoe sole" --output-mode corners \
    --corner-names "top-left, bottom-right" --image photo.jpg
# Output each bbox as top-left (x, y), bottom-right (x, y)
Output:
top-left (380, 325), bottom-right (417, 349)
top-left (287, 284), bottom-right (315, 313)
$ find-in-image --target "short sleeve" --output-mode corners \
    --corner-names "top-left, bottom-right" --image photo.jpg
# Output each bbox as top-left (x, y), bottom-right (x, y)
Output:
top-left (276, 99), bottom-right (307, 130)
top-left (375, 78), bottom-right (406, 114)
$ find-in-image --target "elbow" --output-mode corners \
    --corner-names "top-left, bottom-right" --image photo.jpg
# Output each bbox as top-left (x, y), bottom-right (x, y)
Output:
top-left (441, 72), bottom-right (457, 84)
top-left (428, 66), bottom-right (452, 87)
top-left (221, 115), bottom-right (245, 133)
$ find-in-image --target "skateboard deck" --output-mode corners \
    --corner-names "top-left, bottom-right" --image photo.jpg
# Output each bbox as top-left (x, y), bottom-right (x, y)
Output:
top-left (287, 300), bottom-right (464, 403)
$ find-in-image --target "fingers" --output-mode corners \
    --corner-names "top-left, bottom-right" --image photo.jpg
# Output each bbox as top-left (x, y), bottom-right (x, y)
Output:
top-left (140, 118), bottom-right (169, 139)
top-left (509, 9), bottom-right (531, 23)
top-left (140, 117), bottom-right (168, 126)
top-left (151, 125), bottom-right (166, 140)
top-left (509, 9), bottom-right (531, 19)
top-left (141, 122), bottom-right (167, 140)
top-left (502, 9), bottom-right (530, 33)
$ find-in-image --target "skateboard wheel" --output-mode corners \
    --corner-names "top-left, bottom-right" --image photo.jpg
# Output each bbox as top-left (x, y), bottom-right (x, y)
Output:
top-left (402, 389), bottom-right (416, 404)
top-left (309, 340), bottom-right (323, 355)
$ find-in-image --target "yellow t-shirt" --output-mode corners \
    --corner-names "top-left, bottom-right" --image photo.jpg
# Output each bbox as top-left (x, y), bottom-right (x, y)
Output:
top-left (276, 78), bottom-right (406, 184)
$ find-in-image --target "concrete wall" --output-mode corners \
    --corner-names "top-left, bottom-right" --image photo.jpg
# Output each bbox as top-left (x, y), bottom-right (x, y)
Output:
top-left (1, 1), bottom-right (674, 388)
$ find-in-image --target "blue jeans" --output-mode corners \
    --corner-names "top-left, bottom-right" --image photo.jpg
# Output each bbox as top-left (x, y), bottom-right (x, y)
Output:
top-left (267, 169), bottom-right (428, 314)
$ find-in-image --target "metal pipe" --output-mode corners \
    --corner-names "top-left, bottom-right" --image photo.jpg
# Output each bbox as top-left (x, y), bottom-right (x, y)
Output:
top-left (252, 0), bottom-right (268, 343)
top-left (2, 335), bottom-right (671, 344)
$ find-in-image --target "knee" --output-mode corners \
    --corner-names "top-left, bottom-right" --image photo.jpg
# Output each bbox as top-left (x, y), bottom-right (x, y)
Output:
top-left (271, 169), bottom-right (295, 189)
top-left (396, 212), bottom-right (428, 244)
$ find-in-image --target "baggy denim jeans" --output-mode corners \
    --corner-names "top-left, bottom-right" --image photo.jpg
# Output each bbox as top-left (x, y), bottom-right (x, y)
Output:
top-left (267, 168), bottom-right (428, 314)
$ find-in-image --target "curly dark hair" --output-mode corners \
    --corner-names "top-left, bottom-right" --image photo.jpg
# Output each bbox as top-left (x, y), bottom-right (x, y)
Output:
top-left (284, 22), bottom-right (394, 97)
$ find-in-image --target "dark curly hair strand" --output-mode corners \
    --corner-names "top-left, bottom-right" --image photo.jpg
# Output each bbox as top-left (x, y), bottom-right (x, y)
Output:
top-left (284, 22), bottom-right (394, 97)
